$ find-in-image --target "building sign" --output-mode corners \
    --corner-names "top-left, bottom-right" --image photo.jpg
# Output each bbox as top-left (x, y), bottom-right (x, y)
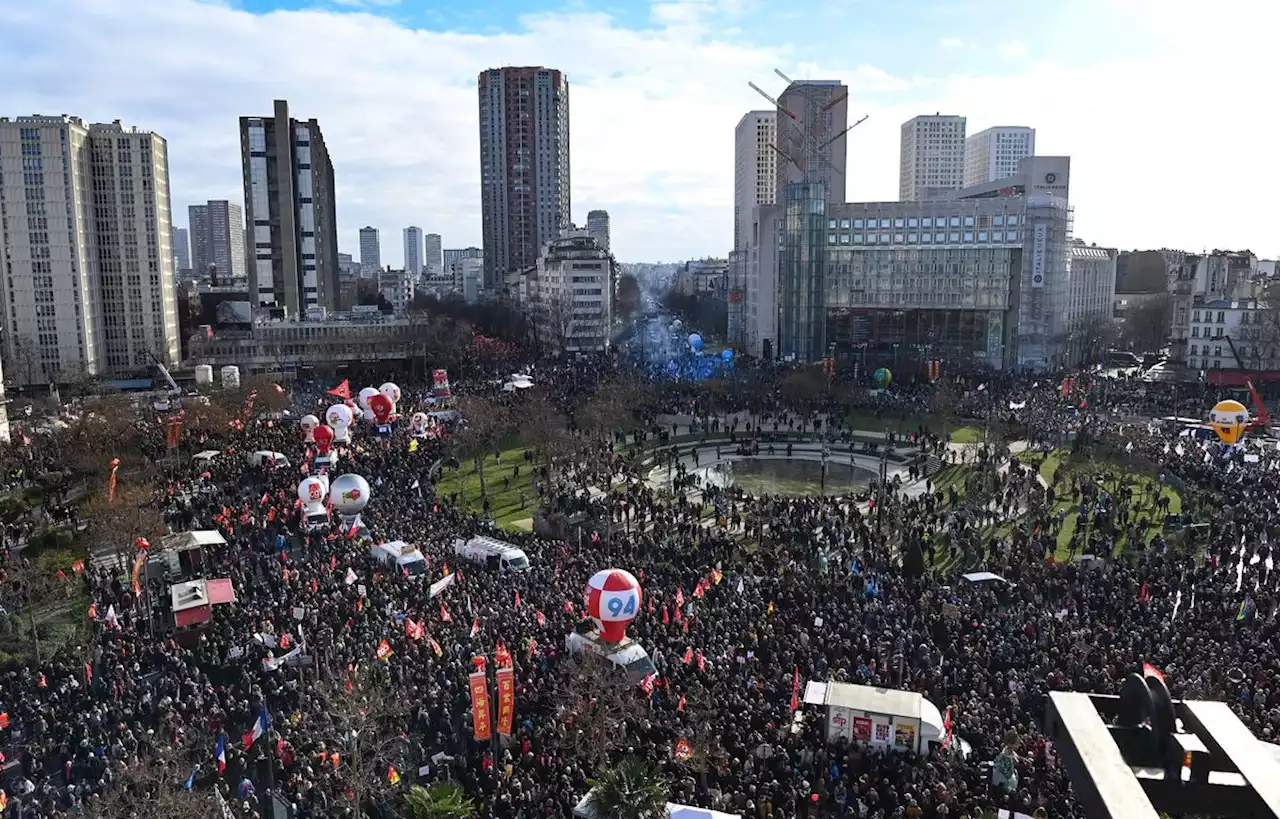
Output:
top-left (827, 706), bottom-right (853, 742)
top-left (987, 311), bottom-right (1004, 358)
top-left (1030, 224), bottom-right (1048, 289)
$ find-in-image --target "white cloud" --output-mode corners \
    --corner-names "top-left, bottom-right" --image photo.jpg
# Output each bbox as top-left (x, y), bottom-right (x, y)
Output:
top-left (999, 41), bottom-right (1029, 58)
top-left (939, 37), bottom-right (968, 50)
top-left (0, 0), bottom-right (1275, 265)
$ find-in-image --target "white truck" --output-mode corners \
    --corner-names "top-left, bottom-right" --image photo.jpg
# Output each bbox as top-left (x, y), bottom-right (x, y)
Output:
top-left (370, 540), bottom-right (429, 578)
top-left (452, 535), bottom-right (530, 573)
top-left (565, 630), bottom-right (656, 682)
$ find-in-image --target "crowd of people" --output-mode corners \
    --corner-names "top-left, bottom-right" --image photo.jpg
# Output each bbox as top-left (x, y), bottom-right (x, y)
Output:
top-left (0, 355), bottom-right (1275, 819)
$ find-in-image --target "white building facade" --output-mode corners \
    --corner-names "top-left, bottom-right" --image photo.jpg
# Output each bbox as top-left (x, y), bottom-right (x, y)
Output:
top-left (424, 233), bottom-right (442, 277)
top-left (964, 126), bottom-right (1036, 187)
top-left (403, 226), bottom-right (423, 276)
top-left (359, 226), bottom-right (380, 278)
top-left (0, 115), bottom-right (180, 385)
top-left (899, 115), bottom-right (967, 201)
top-left (378, 267), bottom-right (415, 313)
top-left (734, 111), bottom-right (777, 251)
top-left (532, 235), bottom-right (613, 353)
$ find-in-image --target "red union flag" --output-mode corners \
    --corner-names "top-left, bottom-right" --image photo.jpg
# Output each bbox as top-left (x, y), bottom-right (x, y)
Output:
top-left (495, 667), bottom-right (515, 736)
top-left (468, 671), bottom-right (491, 741)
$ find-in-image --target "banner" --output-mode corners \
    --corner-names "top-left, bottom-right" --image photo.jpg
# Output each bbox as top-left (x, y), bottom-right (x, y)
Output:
top-left (108, 457), bottom-right (121, 502)
top-left (495, 667), bottom-right (515, 736)
top-left (468, 671), bottom-right (491, 741)
top-left (429, 573), bottom-right (455, 599)
top-left (1030, 223), bottom-right (1047, 288)
top-left (165, 420), bottom-right (184, 449)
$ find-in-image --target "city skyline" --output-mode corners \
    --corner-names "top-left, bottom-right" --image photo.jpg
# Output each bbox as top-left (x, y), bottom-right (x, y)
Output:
top-left (4, 0), bottom-right (1276, 264)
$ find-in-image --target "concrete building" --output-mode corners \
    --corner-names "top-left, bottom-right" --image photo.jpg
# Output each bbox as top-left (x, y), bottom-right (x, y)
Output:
top-left (460, 258), bottom-right (484, 303)
top-left (525, 235), bottom-right (613, 353)
top-left (745, 155), bottom-right (1084, 370)
top-left (899, 115), bottom-right (967, 201)
top-left (674, 258), bottom-right (729, 298)
top-left (337, 252), bottom-right (361, 281)
top-left (188, 200), bottom-right (246, 284)
top-left (478, 66), bottom-right (571, 291)
top-left (964, 126), bottom-right (1036, 187)
top-left (424, 232), bottom-right (442, 277)
top-left (240, 99), bottom-right (340, 315)
top-left (403, 226), bottom-right (423, 276)
top-left (1183, 299), bottom-right (1280, 374)
top-left (586, 210), bottom-right (610, 254)
top-left (444, 247), bottom-right (483, 289)
top-left (359, 226), bottom-right (380, 278)
top-left (734, 111), bottom-right (777, 252)
top-left (172, 226), bottom-right (191, 272)
top-left (1064, 240), bottom-right (1119, 363)
top-left (1169, 250), bottom-right (1260, 359)
top-left (378, 267), bottom-right (415, 313)
top-left (0, 115), bottom-right (182, 385)
top-left (774, 82), bottom-right (849, 207)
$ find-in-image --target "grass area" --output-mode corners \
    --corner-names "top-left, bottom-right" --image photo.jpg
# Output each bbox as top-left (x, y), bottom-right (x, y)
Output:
top-left (435, 447), bottom-right (537, 530)
top-left (949, 426), bottom-right (984, 444)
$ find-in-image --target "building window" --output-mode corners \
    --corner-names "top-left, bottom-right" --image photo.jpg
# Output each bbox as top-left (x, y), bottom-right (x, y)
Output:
top-left (908, 233), bottom-right (917, 243)
top-left (949, 216), bottom-right (960, 227)
top-left (921, 218), bottom-right (933, 228)
top-left (841, 219), bottom-right (852, 229)
top-left (854, 234), bottom-right (864, 244)
top-left (828, 233), bottom-right (837, 245)
top-left (963, 215), bottom-right (975, 227)
top-left (978, 231), bottom-right (988, 242)
top-left (828, 219), bottom-right (837, 229)
top-left (894, 218), bottom-right (905, 229)
top-left (839, 234), bottom-right (851, 244)
top-left (1217, 311), bottom-right (1225, 323)
top-left (963, 232), bottom-right (973, 243)
top-left (880, 233), bottom-right (890, 243)
top-left (852, 219), bottom-right (863, 229)
top-left (994, 215), bottom-right (1005, 226)
top-left (1007, 215), bottom-right (1019, 226)
top-left (949, 232), bottom-right (960, 243)
top-left (1192, 310), bottom-right (1200, 322)
top-left (908, 218), bottom-right (918, 228)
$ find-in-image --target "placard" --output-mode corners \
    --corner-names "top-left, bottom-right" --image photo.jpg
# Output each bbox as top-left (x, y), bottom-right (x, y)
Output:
top-left (495, 667), bottom-right (515, 736)
top-left (853, 716), bottom-right (872, 742)
top-left (468, 671), bottom-right (491, 740)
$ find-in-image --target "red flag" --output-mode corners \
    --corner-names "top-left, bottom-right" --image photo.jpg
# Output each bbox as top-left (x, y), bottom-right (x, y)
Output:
top-left (327, 379), bottom-right (352, 400)
top-left (279, 633), bottom-right (291, 650)
top-left (693, 581), bottom-right (705, 599)
top-left (1142, 662), bottom-right (1165, 684)
top-left (682, 647), bottom-right (693, 664)
top-left (675, 587), bottom-right (684, 607)
top-left (696, 649), bottom-right (705, 671)
top-left (1138, 583), bottom-right (1150, 604)
top-left (790, 666), bottom-right (800, 713)
top-left (640, 673), bottom-right (654, 695)
top-left (405, 619), bottom-right (424, 640)
top-left (677, 693), bottom-right (686, 712)
top-left (330, 555), bottom-right (337, 571)
top-left (84, 663), bottom-right (92, 684)
top-left (662, 607), bottom-right (670, 625)
top-left (563, 601), bottom-right (574, 613)
top-left (375, 639), bottom-right (393, 660)
top-left (535, 611), bottom-right (546, 627)
top-left (440, 603), bottom-right (452, 622)
top-left (674, 738), bottom-right (692, 760)
top-left (469, 618), bottom-right (479, 638)
top-left (674, 606), bottom-right (682, 623)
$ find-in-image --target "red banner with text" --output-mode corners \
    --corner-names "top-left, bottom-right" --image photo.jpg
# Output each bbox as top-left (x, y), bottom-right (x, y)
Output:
top-left (495, 667), bottom-right (515, 736)
top-left (469, 671), bottom-right (492, 741)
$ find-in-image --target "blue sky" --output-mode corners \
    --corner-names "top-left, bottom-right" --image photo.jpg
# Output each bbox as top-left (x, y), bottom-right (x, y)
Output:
top-left (1, 0), bottom-right (1275, 264)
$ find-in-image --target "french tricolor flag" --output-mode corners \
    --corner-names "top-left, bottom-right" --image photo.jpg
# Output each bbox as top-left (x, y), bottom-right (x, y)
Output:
top-left (242, 709), bottom-right (272, 750)
top-left (215, 735), bottom-right (227, 774)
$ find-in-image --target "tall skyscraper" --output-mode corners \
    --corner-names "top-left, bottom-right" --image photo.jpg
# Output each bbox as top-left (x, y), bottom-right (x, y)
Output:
top-left (240, 99), bottom-right (340, 314)
top-left (586, 210), bottom-right (610, 253)
top-left (403, 226), bottom-right (423, 276)
top-left (733, 111), bottom-right (777, 250)
top-left (773, 81), bottom-right (849, 206)
top-left (478, 66), bottom-right (571, 292)
top-left (188, 200), bottom-right (245, 283)
top-left (964, 126), bottom-right (1036, 186)
top-left (172, 226), bottom-right (190, 271)
top-left (899, 114), bottom-right (967, 200)
top-left (359, 227), bottom-right (381, 277)
top-left (424, 233), bottom-right (442, 276)
top-left (0, 115), bottom-right (181, 384)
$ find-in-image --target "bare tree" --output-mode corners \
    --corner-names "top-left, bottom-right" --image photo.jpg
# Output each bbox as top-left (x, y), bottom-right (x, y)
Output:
top-left (82, 485), bottom-right (166, 572)
top-left (451, 396), bottom-right (513, 501)
top-left (539, 286), bottom-right (576, 355)
top-left (6, 334), bottom-right (40, 388)
top-left (1065, 315), bottom-right (1118, 366)
top-left (79, 729), bottom-right (231, 819)
top-left (1119, 294), bottom-right (1173, 352)
top-left (555, 654), bottom-right (647, 774)
top-left (303, 670), bottom-right (413, 816)
top-left (1234, 281), bottom-right (1280, 370)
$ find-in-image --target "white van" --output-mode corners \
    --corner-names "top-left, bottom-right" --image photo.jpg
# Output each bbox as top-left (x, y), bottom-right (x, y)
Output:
top-left (565, 630), bottom-right (656, 682)
top-left (452, 535), bottom-right (530, 573)
top-left (370, 540), bottom-right (429, 578)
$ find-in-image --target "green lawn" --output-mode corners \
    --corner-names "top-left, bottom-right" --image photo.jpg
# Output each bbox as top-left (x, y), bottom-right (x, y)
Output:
top-left (949, 426), bottom-right (984, 444)
top-left (435, 447), bottom-right (537, 529)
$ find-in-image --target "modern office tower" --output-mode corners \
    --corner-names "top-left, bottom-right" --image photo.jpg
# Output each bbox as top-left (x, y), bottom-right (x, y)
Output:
top-left (359, 226), bottom-right (380, 277)
top-left (478, 66), bottom-right (571, 292)
top-left (772, 81), bottom-right (849, 206)
top-left (734, 111), bottom-right (777, 250)
top-left (172, 226), bottom-right (190, 271)
top-left (424, 233), bottom-right (442, 276)
top-left (586, 210), bottom-right (611, 253)
top-left (0, 115), bottom-right (182, 385)
top-left (240, 99), bottom-right (340, 314)
top-left (403, 226), bottom-right (423, 276)
top-left (964, 126), bottom-right (1036, 186)
top-left (899, 114), bottom-right (967, 200)
top-left (188, 200), bottom-right (245, 283)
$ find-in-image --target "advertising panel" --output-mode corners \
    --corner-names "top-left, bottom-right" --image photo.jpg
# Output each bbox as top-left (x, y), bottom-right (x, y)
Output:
top-left (1031, 223), bottom-right (1048, 289)
top-left (495, 667), bottom-right (515, 736)
top-left (468, 671), bottom-right (491, 740)
top-left (827, 706), bottom-right (853, 742)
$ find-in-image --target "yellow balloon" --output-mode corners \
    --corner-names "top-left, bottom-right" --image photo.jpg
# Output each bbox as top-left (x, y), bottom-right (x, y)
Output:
top-left (1209, 399), bottom-right (1250, 445)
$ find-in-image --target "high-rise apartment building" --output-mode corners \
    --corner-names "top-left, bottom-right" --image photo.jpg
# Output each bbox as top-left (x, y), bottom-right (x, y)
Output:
top-left (773, 82), bottom-right (849, 206)
top-left (172, 226), bottom-right (190, 271)
top-left (359, 226), bottom-right (380, 277)
top-left (586, 210), bottom-right (610, 254)
top-left (403, 226), bottom-right (422, 276)
top-left (964, 126), bottom-right (1036, 187)
top-left (424, 233), bottom-right (442, 277)
top-left (188, 200), bottom-right (245, 283)
top-left (734, 111), bottom-right (777, 251)
top-left (240, 99), bottom-right (340, 314)
top-left (899, 114), bottom-right (966, 200)
top-left (478, 66), bottom-right (571, 292)
top-left (0, 115), bottom-right (181, 385)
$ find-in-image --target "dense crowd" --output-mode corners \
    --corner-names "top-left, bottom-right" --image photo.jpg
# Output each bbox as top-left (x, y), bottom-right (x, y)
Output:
top-left (0, 357), bottom-right (1275, 819)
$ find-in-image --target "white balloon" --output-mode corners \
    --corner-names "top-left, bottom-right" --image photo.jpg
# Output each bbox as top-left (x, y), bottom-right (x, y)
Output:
top-left (299, 414), bottom-right (320, 442)
top-left (325, 404), bottom-right (353, 428)
top-left (329, 474), bottom-right (371, 514)
top-left (297, 476), bottom-right (327, 504)
top-left (357, 387), bottom-right (380, 410)
top-left (379, 382), bottom-right (402, 405)
top-left (363, 407), bottom-right (376, 424)
top-left (410, 412), bottom-right (429, 431)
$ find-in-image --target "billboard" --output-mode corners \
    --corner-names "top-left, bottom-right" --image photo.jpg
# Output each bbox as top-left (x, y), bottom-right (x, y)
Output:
top-left (1030, 223), bottom-right (1048, 289)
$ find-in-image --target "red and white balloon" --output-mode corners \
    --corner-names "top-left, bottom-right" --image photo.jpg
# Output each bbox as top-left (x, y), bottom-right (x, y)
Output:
top-left (586, 569), bottom-right (642, 643)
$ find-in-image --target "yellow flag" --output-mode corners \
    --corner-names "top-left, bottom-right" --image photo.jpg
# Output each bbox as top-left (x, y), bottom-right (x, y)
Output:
top-left (388, 766), bottom-right (400, 785)
top-left (409, 439), bottom-right (419, 453)
top-left (767, 601), bottom-right (774, 615)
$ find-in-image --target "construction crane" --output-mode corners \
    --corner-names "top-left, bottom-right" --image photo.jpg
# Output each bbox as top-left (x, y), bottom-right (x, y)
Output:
top-left (1223, 335), bottom-right (1271, 430)
top-left (146, 350), bottom-right (182, 397)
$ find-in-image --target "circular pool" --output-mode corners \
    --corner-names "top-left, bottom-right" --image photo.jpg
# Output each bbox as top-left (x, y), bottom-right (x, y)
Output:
top-left (709, 457), bottom-right (879, 496)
